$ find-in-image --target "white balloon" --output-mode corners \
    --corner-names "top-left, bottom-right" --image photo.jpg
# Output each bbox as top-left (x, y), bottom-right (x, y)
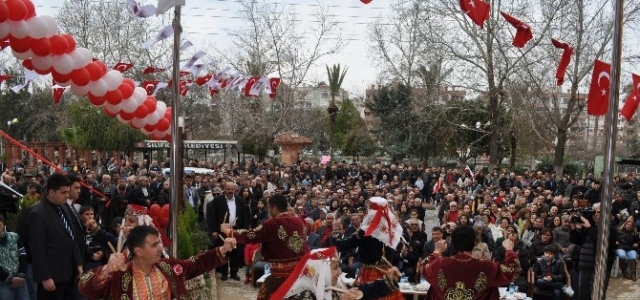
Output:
top-left (88, 79), bottom-right (108, 97)
top-left (156, 100), bottom-right (167, 113)
top-left (131, 117), bottom-right (146, 129)
top-left (12, 49), bottom-right (33, 60)
top-left (103, 70), bottom-right (123, 91)
top-left (26, 17), bottom-right (49, 39)
top-left (146, 109), bottom-right (161, 125)
top-left (116, 114), bottom-right (130, 125)
top-left (31, 55), bottom-right (53, 71)
top-left (140, 127), bottom-right (152, 135)
top-left (52, 54), bottom-right (74, 74)
top-left (0, 23), bottom-right (10, 40)
top-left (8, 21), bottom-right (29, 39)
top-left (39, 15), bottom-right (59, 37)
top-left (120, 98), bottom-right (138, 113)
top-left (152, 129), bottom-right (166, 139)
top-left (69, 82), bottom-right (90, 97)
top-left (68, 49), bottom-right (86, 70)
top-left (132, 87), bottom-right (147, 105)
top-left (103, 102), bottom-right (121, 114)
top-left (77, 47), bottom-right (93, 65)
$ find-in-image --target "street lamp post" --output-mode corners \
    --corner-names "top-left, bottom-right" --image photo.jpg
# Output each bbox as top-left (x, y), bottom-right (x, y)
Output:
top-left (1, 118), bottom-right (18, 157)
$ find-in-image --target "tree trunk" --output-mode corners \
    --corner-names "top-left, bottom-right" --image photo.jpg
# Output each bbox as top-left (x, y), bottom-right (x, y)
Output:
top-left (554, 128), bottom-right (568, 177)
top-left (489, 94), bottom-right (500, 168)
top-left (509, 128), bottom-right (517, 170)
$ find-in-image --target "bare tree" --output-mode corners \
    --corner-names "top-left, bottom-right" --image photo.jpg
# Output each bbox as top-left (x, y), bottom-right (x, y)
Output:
top-left (513, 0), bottom-right (640, 176)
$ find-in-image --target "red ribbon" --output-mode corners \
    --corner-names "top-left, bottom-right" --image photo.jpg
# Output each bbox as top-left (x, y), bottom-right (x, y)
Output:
top-left (364, 202), bottom-right (394, 245)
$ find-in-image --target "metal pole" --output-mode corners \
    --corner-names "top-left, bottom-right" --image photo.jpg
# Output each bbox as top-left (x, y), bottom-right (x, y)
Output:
top-left (592, 0), bottom-right (623, 299)
top-left (169, 5), bottom-right (184, 259)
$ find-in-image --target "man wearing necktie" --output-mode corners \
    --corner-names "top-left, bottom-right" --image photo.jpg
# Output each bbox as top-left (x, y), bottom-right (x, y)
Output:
top-left (206, 181), bottom-right (248, 281)
top-left (27, 173), bottom-right (84, 300)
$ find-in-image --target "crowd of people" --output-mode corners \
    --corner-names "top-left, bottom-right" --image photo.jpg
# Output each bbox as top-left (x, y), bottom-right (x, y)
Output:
top-left (1, 157), bottom-right (639, 300)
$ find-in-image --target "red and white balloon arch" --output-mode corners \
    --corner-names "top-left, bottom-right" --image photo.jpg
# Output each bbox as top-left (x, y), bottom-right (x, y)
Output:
top-left (0, 0), bottom-right (173, 141)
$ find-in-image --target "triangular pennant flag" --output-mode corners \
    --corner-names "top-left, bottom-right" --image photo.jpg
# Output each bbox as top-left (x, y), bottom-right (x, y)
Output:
top-left (189, 64), bottom-right (206, 77)
top-left (126, 0), bottom-right (156, 18)
top-left (551, 39), bottom-right (574, 86)
top-left (587, 59), bottom-right (611, 116)
top-left (141, 25), bottom-right (174, 49)
top-left (500, 11), bottom-right (533, 48)
top-left (460, 0), bottom-right (491, 29)
top-left (113, 62), bottom-right (134, 73)
top-left (621, 73), bottom-right (640, 121)
top-left (209, 86), bottom-right (220, 98)
top-left (243, 77), bottom-right (261, 97)
top-left (141, 80), bottom-right (160, 95)
top-left (143, 66), bottom-right (166, 75)
top-left (156, 0), bottom-right (185, 15)
top-left (248, 77), bottom-right (267, 96)
top-left (152, 82), bottom-right (169, 96)
top-left (178, 80), bottom-right (193, 96)
top-left (180, 40), bottom-right (193, 51)
top-left (53, 85), bottom-right (66, 105)
top-left (195, 74), bottom-right (212, 86)
top-left (181, 51), bottom-right (206, 70)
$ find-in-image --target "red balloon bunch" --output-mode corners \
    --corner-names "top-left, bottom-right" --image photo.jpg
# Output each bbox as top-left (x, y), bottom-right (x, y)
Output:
top-left (0, 0), bottom-right (173, 141)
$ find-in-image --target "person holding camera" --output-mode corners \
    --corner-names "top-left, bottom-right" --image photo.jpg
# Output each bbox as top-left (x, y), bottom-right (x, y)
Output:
top-left (569, 203), bottom-right (617, 300)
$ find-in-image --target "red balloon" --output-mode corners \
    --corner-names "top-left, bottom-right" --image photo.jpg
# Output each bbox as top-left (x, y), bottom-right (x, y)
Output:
top-left (0, 1), bottom-right (9, 22)
top-left (122, 78), bottom-right (135, 89)
top-left (143, 124), bottom-right (156, 132)
top-left (30, 38), bottom-right (51, 56)
top-left (134, 104), bottom-right (148, 119)
top-left (94, 60), bottom-right (108, 74)
top-left (52, 69), bottom-right (71, 84)
top-left (155, 118), bottom-right (170, 132)
top-left (88, 93), bottom-right (107, 106)
top-left (143, 97), bottom-right (157, 112)
top-left (23, 0), bottom-right (35, 18)
top-left (62, 34), bottom-right (76, 53)
top-left (34, 67), bottom-right (51, 75)
top-left (71, 68), bottom-right (91, 86)
top-left (9, 36), bottom-right (31, 53)
top-left (84, 62), bottom-right (103, 81)
top-left (149, 204), bottom-right (161, 218)
top-left (105, 89), bottom-right (123, 105)
top-left (21, 59), bottom-right (33, 70)
top-left (6, 0), bottom-right (27, 21)
top-left (49, 35), bottom-right (68, 55)
top-left (164, 134), bottom-right (172, 142)
top-left (102, 107), bottom-right (118, 117)
top-left (117, 83), bottom-right (134, 99)
top-left (119, 111), bottom-right (135, 121)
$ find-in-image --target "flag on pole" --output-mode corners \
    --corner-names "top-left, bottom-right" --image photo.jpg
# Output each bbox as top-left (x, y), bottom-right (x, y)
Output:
top-left (587, 59), bottom-right (611, 116)
top-left (621, 73), bottom-right (640, 121)
top-left (141, 25), bottom-right (174, 49)
top-left (156, 0), bottom-right (185, 15)
top-left (460, 0), bottom-right (491, 29)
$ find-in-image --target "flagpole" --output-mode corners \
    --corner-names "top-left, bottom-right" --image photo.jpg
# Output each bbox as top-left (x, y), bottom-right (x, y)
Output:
top-left (592, 0), bottom-right (623, 299)
top-left (169, 4), bottom-right (183, 259)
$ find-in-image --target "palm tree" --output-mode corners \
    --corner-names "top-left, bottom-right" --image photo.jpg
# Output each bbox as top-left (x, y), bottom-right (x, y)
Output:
top-left (326, 64), bottom-right (348, 159)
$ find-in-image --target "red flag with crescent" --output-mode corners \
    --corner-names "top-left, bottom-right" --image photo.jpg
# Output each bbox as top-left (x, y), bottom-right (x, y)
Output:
top-left (268, 78), bottom-right (281, 98)
top-left (141, 80), bottom-right (160, 95)
top-left (587, 59), bottom-right (611, 116)
top-left (244, 77), bottom-right (261, 97)
top-left (143, 66), bottom-right (166, 74)
top-left (113, 62), bottom-right (134, 73)
top-left (621, 73), bottom-right (640, 121)
top-left (460, 0), bottom-right (491, 29)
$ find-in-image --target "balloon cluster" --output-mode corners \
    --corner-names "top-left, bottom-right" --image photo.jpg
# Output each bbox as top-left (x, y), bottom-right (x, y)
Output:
top-left (149, 203), bottom-right (170, 229)
top-left (0, 0), bottom-right (172, 141)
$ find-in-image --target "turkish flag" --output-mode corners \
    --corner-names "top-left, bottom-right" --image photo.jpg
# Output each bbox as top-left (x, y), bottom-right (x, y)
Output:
top-left (621, 73), bottom-right (640, 121)
top-left (460, 0), bottom-right (491, 29)
top-left (500, 11), bottom-right (533, 48)
top-left (141, 80), bottom-right (160, 95)
top-left (268, 78), bottom-right (281, 98)
top-left (0, 75), bottom-right (13, 83)
top-left (53, 86), bottom-right (66, 105)
top-left (360, 0), bottom-right (372, 4)
top-left (551, 38), bottom-right (574, 86)
top-left (113, 62), bottom-right (134, 73)
top-left (143, 66), bottom-right (166, 74)
top-left (179, 70), bottom-right (191, 77)
top-left (244, 76), bottom-right (261, 97)
top-left (170, 80), bottom-right (192, 96)
top-left (209, 86), bottom-right (220, 98)
top-left (587, 59), bottom-right (611, 116)
top-left (195, 74), bottom-right (212, 86)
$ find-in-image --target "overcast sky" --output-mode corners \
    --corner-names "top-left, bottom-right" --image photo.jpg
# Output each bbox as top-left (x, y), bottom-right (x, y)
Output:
top-left (30, 0), bottom-right (393, 97)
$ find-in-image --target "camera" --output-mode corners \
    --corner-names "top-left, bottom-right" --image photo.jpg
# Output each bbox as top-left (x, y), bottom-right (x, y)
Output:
top-left (569, 208), bottom-right (595, 224)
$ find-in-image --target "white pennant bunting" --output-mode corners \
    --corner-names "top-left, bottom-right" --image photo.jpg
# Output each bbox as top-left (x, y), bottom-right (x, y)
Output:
top-left (141, 25), bottom-right (174, 49)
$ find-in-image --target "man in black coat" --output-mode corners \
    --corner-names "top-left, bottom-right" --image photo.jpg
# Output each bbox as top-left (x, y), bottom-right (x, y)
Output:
top-left (206, 181), bottom-right (249, 281)
top-left (130, 176), bottom-right (155, 208)
top-left (27, 173), bottom-right (84, 300)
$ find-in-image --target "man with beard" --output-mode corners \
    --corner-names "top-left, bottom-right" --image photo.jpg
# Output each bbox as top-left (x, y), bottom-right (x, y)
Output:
top-left (220, 194), bottom-right (308, 300)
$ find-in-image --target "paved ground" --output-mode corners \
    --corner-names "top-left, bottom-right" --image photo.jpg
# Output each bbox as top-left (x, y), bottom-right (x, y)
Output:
top-left (607, 266), bottom-right (640, 300)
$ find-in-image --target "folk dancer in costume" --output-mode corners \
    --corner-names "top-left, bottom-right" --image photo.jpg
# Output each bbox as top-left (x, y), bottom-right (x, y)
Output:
top-left (422, 226), bottom-right (521, 300)
top-left (329, 197), bottom-right (405, 300)
top-left (78, 225), bottom-right (236, 299)
top-left (122, 204), bottom-right (169, 258)
top-left (271, 246), bottom-right (402, 300)
top-left (220, 194), bottom-right (309, 300)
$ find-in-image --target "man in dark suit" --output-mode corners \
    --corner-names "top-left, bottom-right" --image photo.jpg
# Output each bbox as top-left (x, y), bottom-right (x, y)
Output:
top-left (27, 173), bottom-right (84, 300)
top-left (206, 181), bottom-right (249, 281)
top-left (130, 175), bottom-right (154, 207)
top-left (183, 175), bottom-right (200, 211)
